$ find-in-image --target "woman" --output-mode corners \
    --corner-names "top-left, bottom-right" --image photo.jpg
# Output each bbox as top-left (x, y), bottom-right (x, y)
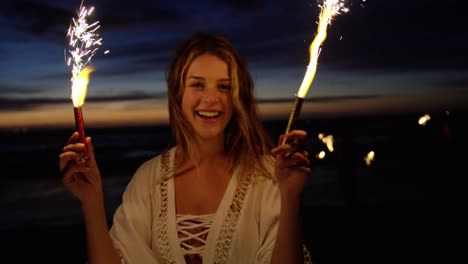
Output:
top-left (60, 32), bottom-right (312, 264)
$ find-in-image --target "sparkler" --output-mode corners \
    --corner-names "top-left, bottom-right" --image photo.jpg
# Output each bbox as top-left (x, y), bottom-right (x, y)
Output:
top-left (283, 0), bottom-right (348, 144)
top-left (66, 1), bottom-right (103, 157)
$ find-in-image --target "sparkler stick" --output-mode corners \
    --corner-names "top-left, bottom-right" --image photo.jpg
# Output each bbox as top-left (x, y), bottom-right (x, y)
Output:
top-left (283, 0), bottom-right (348, 144)
top-left (74, 106), bottom-right (86, 152)
top-left (66, 1), bottom-right (102, 157)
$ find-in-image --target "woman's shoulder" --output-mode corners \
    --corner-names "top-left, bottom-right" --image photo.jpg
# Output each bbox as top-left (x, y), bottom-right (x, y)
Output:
top-left (129, 147), bottom-right (176, 188)
top-left (246, 159), bottom-right (281, 216)
top-left (250, 154), bottom-right (276, 182)
top-left (250, 158), bottom-right (278, 193)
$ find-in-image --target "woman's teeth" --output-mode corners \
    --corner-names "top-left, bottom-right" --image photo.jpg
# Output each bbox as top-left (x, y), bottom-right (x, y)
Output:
top-left (197, 111), bottom-right (220, 118)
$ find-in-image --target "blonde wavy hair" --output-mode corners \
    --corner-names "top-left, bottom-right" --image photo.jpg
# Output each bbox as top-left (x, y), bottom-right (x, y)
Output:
top-left (165, 32), bottom-right (274, 179)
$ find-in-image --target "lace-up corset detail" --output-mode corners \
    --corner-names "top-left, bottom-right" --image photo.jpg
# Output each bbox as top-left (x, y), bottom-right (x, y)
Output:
top-left (176, 213), bottom-right (214, 261)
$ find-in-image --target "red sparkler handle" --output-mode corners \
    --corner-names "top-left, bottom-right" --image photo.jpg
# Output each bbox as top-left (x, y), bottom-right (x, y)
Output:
top-left (282, 96), bottom-right (304, 145)
top-left (73, 107), bottom-right (88, 158)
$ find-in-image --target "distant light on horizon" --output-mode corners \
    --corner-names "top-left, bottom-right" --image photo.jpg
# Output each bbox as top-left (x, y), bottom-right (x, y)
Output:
top-left (318, 133), bottom-right (334, 152)
top-left (316, 150), bottom-right (326, 160)
top-left (418, 114), bottom-right (431, 126)
top-left (364, 150), bottom-right (375, 166)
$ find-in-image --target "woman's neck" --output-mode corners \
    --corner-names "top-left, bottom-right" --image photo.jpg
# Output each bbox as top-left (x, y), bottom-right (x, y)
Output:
top-left (194, 135), bottom-right (226, 162)
top-left (174, 137), bottom-right (233, 184)
top-left (175, 135), bottom-right (230, 172)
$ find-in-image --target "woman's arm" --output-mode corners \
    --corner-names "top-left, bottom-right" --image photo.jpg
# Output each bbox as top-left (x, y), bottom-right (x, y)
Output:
top-left (81, 191), bottom-right (122, 264)
top-left (272, 192), bottom-right (303, 264)
top-left (60, 133), bottom-right (121, 264)
top-left (270, 130), bottom-right (311, 264)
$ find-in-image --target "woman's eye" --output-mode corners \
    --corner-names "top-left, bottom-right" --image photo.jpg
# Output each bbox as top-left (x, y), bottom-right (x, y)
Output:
top-left (219, 84), bottom-right (231, 91)
top-left (190, 82), bottom-right (203, 88)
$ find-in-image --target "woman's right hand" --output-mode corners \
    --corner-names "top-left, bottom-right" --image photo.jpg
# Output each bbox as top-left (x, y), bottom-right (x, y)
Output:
top-left (59, 132), bottom-right (102, 205)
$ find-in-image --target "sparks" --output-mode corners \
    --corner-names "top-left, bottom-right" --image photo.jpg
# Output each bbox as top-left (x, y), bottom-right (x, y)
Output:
top-left (297, 0), bottom-right (348, 98)
top-left (66, 2), bottom-right (102, 107)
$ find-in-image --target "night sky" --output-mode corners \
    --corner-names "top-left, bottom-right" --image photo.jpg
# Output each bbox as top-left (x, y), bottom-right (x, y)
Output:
top-left (0, 0), bottom-right (467, 127)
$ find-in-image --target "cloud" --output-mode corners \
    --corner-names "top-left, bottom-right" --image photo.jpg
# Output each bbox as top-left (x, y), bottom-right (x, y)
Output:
top-left (0, 91), bottom-right (166, 110)
top-left (101, 41), bottom-right (175, 71)
top-left (434, 78), bottom-right (468, 89)
top-left (0, 92), bottom-right (380, 111)
top-left (0, 48), bottom-right (6, 59)
top-left (94, 1), bottom-right (187, 31)
top-left (39, 52), bottom-right (170, 81)
top-left (106, 41), bottom-right (173, 58)
top-left (98, 0), bottom-right (317, 69)
top-left (0, 0), bottom-right (71, 43)
top-left (212, 0), bottom-right (263, 12)
top-left (0, 83), bottom-right (41, 95)
top-left (317, 0), bottom-right (468, 72)
top-left (0, 97), bottom-right (60, 110)
top-left (256, 94), bottom-right (381, 104)
top-left (84, 63), bottom-right (161, 77)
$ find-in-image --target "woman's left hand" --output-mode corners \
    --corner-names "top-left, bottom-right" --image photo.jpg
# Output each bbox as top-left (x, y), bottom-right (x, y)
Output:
top-left (271, 130), bottom-right (311, 198)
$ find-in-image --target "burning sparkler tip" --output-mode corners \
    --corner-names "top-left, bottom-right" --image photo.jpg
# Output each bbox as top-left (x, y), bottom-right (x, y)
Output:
top-left (284, 0), bottom-right (350, 143)
top-left (67, 2), bottom-right (102, 108)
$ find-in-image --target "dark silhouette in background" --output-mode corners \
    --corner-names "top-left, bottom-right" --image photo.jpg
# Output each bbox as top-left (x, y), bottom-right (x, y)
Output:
top-left (337, 128), bottom-right (357, 208)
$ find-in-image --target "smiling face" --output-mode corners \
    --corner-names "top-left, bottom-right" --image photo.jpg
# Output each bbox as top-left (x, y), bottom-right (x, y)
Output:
top-left (181, 53), bottom-right (233, 143)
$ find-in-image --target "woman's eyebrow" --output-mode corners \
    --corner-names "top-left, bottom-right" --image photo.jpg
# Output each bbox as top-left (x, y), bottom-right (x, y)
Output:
top-left (186, 76), bottom-right (205, 80)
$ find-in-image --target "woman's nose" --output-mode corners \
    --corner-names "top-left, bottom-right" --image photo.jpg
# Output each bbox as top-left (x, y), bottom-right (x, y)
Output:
top-left (202, 88), bottom-right (219, 104)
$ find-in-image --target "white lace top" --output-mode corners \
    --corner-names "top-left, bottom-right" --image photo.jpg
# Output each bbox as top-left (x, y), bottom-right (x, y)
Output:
top-left (176, 213), bottom-right (214, 259)
top-left (109, 147), bottom-right (312, 264)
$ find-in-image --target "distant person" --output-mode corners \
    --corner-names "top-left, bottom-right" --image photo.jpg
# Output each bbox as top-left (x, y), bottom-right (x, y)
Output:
top-left (59, 32), bottom-right (312, 263)
top-left (442, 111), bottom-right (452, 143)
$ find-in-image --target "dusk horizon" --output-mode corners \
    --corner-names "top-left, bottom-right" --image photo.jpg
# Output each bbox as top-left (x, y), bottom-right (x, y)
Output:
top-left (1, 0), bottom-right (467, 128)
